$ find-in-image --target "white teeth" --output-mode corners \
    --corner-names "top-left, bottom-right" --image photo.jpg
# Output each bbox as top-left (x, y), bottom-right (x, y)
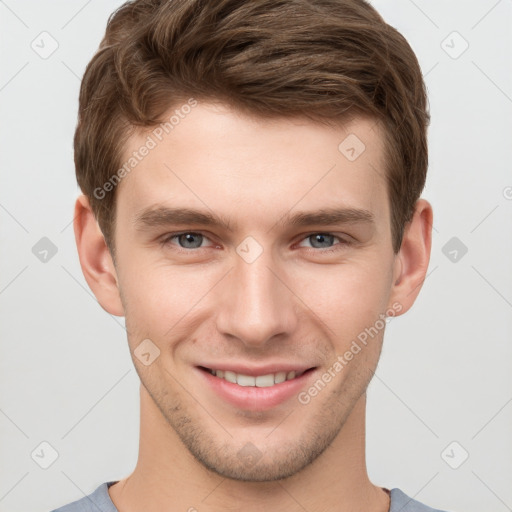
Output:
top-left (209, 368), bottom-right (304, 386)
top-left (224, 370), bottom-right (237, 384)
top-left (255, 374), bottom-right (275, 387)
top-left (237, 374), bottom-right (256, 387)
top-left (274, 371), bottom-right (286, 384)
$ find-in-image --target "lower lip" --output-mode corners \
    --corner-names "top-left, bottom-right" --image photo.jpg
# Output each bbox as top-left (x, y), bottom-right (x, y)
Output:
top-left (196, 367), bottom-right (316, 411)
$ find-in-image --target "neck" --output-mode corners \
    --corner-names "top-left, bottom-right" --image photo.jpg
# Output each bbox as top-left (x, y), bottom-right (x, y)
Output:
top-left (109, 385), bottom-right (389, 512)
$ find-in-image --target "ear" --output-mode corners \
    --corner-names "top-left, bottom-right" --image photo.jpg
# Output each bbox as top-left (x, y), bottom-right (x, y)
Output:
top-left (73, 195), bottom-right (124, 317)
top-left (387, 198), bottom-right (433, 315)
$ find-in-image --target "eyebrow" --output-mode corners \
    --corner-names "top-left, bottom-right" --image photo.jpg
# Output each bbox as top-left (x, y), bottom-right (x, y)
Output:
top-left (133, 206), bottom-right (375, 232)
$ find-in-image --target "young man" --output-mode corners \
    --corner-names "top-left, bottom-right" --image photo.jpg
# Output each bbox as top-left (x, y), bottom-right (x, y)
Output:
top-left (53, 0), bottom-right (449, 511)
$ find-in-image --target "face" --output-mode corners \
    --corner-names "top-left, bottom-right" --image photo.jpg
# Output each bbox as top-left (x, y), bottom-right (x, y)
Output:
top-left (112, 102), bottom-right (401, 481)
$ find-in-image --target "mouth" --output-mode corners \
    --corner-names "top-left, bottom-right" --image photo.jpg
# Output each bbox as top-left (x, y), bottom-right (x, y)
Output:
top-left (196, 365), bottom-right (318, 411)
top-left (198, 366), bottom-right (314, 387)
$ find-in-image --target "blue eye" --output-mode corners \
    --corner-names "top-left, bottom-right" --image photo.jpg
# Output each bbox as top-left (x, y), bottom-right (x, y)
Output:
top-left (161, 231), bottom-right (350, 254)
top-left (297, 233), bottom-right (349, 252)
top-left (163, 232), bottom-right (213, 250)
top-left (306, 233), bottom-right (336, 249)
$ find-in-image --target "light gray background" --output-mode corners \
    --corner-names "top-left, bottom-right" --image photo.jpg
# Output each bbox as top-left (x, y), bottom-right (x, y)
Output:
top-left (1, 1), bottom-right (511, 511)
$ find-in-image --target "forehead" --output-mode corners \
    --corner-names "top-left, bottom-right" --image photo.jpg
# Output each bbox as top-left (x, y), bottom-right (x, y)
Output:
top-left (116, 102), bottom-right (389, 231)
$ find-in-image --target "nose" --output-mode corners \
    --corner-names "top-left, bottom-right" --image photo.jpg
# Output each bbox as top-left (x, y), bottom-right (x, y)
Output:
top-left (215, 245), bottom-right (298, 349)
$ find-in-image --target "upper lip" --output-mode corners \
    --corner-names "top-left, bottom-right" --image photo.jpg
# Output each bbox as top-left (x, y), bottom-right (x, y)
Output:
top-left (197, 363), bottom-right (316, 376)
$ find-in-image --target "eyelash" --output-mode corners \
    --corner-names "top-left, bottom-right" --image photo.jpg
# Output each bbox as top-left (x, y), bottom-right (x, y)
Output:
top-left (160, 231), bottom-right (352, 254)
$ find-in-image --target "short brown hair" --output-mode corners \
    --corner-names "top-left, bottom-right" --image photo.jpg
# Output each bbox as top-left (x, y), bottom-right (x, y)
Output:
top-left (75, 0), bottom-right (430, 254)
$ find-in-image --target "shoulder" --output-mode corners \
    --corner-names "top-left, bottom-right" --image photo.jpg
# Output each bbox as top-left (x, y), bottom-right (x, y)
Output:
top-left (390, 488), bottom-right (453, 512)
top-left (50, 481), bottom-right (118, 512)
top-left (50, 482), bottom-right (454, 512)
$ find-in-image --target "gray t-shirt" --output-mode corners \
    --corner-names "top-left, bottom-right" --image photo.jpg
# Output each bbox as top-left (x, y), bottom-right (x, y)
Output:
top-left (50, 481), bottom-right (452, 511)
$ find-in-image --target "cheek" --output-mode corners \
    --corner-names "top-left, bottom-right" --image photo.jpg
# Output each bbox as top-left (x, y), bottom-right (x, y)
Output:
top-left (119, 261), bottom-right (217, 338)
top-left (291, 260), bottom-right (391, 332)
top-left (118, 240), bottom-right (393, 350)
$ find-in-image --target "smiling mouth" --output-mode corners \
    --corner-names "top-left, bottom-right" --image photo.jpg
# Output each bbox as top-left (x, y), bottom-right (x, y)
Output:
top-left (198, 366), bottom-right (316, 387)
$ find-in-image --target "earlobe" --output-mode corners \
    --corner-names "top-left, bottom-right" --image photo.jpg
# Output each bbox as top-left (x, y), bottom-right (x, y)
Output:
top-left (73, 195), bottom-right (125, 317)
top-left (388, 199), bottom-right (433, 315)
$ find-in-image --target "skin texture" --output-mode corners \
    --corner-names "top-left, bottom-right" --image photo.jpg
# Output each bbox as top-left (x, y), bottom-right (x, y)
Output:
top-left (74, 102), bottom-right (433, 512)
